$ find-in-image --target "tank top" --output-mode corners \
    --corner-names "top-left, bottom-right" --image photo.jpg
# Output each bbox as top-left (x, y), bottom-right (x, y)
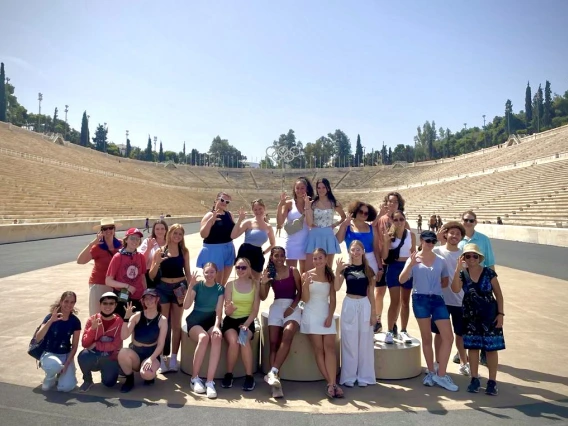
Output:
top-left (204, 212), bottom-right (234, 244)
top-left (312, 208), bottom-right (334, 228)
top-left (244, 228), bottom-right (268, 247)
top-left (133, 311), bottom-right (161, 345)
top-left (345, 225), bottom-right (374, 252)
top-left (272, 267), bottom-right (297, 300)
top-left (390, 230), bottom-right (412, 258)
top-left (343, 264), bottom-right (369, 297)
top-left (160, 248), bottom-right (185, 278)
top-left (230, 282), bottom-right (255, 318)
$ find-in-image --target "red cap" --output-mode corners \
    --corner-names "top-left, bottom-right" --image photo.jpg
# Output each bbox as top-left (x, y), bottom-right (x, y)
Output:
top-left (125, 228), bottom-right (143, 238)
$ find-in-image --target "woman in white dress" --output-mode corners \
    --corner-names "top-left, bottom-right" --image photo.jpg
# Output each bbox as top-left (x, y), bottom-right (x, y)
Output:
top-left (301, 248), bottom-right (343, 398)
top-left (276, 177), bottom-right (314, 275)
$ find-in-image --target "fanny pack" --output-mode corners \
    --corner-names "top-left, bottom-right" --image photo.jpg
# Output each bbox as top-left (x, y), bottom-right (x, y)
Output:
top-left (284, 214), bottom-right (305, 235)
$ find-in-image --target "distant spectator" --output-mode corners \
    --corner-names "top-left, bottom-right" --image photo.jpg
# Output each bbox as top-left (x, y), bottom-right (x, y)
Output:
top-left (497, 217), bottom-right (503, 225)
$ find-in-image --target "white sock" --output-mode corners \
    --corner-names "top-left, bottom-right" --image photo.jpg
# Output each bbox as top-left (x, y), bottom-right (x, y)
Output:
top-left (271, 367), bottom-right (279, 374)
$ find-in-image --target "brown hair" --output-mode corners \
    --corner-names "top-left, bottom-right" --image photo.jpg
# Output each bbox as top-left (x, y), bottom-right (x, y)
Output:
top-left (313, 248), bottom-right (335, 284)
top-left (49, 291), bottom-right (78, 315)
top-left (444, 221), bottom-right (466, 238)
top-left (349, 240), bottom-right (375, 285)
top-left (347, 200), bottom-right (378, 222)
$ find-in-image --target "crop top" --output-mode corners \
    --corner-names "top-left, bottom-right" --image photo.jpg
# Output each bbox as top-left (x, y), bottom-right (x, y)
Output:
top-left (244, 228), bottom-right (268, 247)
top-left (312, 208), bottom-right (334, 228)
top-left (343, 264), bottom-right (370, 297)
top-left (204, 212), bottom-right (234, 244)
top-left (272, 267), bottom-right (297, 300)
top-left (160, 248), bottom-right (185, 278)
top-left (344, 225), bottom-right (374, 252)
top-left (133, 311), bottom-right (161, 345)
top-left (230, 283), bottom-right (255, 318)
top-left (390, 231), bottom-right (412, 258)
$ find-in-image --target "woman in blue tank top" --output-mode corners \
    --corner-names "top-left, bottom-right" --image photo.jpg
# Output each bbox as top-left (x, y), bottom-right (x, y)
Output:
top-left (232, 199), bottom-right (275, 280)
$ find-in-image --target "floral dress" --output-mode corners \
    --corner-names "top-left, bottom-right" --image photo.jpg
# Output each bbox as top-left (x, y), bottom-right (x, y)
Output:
top-left (460, 267), bottom-right (505, 351)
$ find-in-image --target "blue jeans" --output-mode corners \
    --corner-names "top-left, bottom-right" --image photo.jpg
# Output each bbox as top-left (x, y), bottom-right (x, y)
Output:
top-left (77, 349), bottom-right (119, 387)
top-left (412, 294), bottom-right (449, 321)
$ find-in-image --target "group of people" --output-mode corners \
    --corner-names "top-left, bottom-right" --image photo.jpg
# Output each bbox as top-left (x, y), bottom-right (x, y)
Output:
top-left (32, 176), bottom-right (506, 400)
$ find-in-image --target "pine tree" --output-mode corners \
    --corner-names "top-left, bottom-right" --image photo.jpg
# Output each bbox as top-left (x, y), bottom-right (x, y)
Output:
top-left (158, 141), bottom-right (164, 162)
top-left (52, 107), bottom-right (58, 132)
top-left (145, 135), bottom-right (153, 161)
top-left (0, 62), bottom-right (6, 122)
top-left (126, 138), bottom-right (131, 157)
top-left (525, 82), bottom-right (532, 127)
top-left (543, 80), bottom-right (553, 127)
top-left (355, 134), bottom-right (363, 166)
top-left (80, 111), bottom-right (90, 146)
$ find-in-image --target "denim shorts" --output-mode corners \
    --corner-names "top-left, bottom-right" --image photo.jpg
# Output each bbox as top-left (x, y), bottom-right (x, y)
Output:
top-left (156, 280), bottom-right (186, 305)
top-left (412, 293), bottom-right (450, 321)
top-left (197, 242), bottom-right (235, 268)
top-left (386, 261), bottom-right (413, 289)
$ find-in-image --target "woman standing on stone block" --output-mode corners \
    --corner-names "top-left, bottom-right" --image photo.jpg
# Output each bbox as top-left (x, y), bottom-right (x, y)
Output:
top-left (77, 218), bottom-right (122, 316)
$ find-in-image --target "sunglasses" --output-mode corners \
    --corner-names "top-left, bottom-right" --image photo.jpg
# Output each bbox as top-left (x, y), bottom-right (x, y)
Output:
top-left (463, 218), bottom-right (476, 223)
top-left (464, 254), bottom-right (480, 260)
top-left (219, 198), bottom-right (231, 205)
top-left (423, 238), bottom-right (437, 244)
top-left (358, 210), bottom-right (369, 216)
top-left (235, 265), bottom-right (248, 271)
top-left (101, 226), bottom-right (115, 231)
top-left (101, 301), bottom-right (116, 306)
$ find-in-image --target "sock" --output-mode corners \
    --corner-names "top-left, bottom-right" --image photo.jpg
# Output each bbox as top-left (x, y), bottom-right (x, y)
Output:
top-left (271, 367), bottom-right (279, 374)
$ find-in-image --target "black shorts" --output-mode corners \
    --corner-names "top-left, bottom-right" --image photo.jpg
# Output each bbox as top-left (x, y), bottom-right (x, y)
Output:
top-left (431, 305), bottom-right (463, 336)
top-left (236, 243), bottom-right (265, 273)
top-left (130, 343), bottom-right (160, 363)
top-left (222, 316), bottom-right (256, 336)
top-left (186, 311), bottom-right (216, 333)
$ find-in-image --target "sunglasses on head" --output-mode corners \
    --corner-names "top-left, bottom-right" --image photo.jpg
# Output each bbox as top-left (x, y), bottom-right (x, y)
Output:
top-left (463, 218), bottom-right (475, 223)
top-left (423, 238), bottom-right (437, 244)
top-left (464, 254), bottom-right (479, 260)
top-left (358, 210), bottom-right (369, 216)
top-left (219, 198), bottom-right (230, 205)
top-left (235, 265), bottom-right (248, 271)
top-left (101, 226), bottom-right (115, 231)
top-left (392, 218), bottom-right (405, 222)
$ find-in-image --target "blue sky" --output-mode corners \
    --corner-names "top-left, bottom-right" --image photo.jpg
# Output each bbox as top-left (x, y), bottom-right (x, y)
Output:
top-left (2, 0), bottom-right (568, 160)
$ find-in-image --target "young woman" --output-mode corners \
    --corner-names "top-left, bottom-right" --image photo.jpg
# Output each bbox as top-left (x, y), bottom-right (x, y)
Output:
top-left (118, 289), bottom-right (168, 393)
top-left (304, 178), bottom-right (346, 269)
top-left (260, 247), bottom-right (302, 398)
top-left (140, 220), bottom-right (169, 287)
top-left (301, 248), bottom-right (342, 398)
top-left (78, 292), bottom-right (123, 392)
top-left (451, 243), bottom-right (505, 396)
top-left (221, 258), bottom-right (260, 391)
top-left (197, 192), bottom-right (235, 285)
top-left (231, 199), bottom-right (275, 280)
top-left (105, 228), bottom-right (147, 319)
top-left (149, 223), bottom-right (191, 374)
top-left (183, 263), bottom-right (225, 399)
top-left (35, 291), bottom-right (81, 392)
top-left (77, 218), bottom-right (122, 316)
top-left (336, 200), bottom-right (385, 333)
top-left (334, 241), bottom-right (376, 388)
top-left (276, 177), bottom-right (314, 275)
top-left (381, 210), bottom-right (416, 343)
top-left (399, 230), bottom-right (457, 392)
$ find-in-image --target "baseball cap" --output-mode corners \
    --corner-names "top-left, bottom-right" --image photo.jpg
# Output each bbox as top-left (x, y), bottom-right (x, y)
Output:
top-left (125, 228), bottom-right (143, 238)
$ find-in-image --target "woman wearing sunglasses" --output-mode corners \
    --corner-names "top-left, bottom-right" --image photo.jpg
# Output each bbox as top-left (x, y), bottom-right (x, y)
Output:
top-left (381, 210), bottom-right (416, 344)
top-left (399, 230), bottom-right (457, 392)
top-left (197, 192), bottom-right (236, 285)
top-left (77, 218), bottom-right (122, 316)
top-left (451, 243), bottom-right (505, 396)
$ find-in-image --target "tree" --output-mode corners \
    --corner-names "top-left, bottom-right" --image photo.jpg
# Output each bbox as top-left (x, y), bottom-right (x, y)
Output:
top-left (354, 134), bottom-right (363, 166)
top-left (51, 107), bottom-right (58, 132)
top-left (158, 141), bottom-right (164, 162)
top-left (0, 62), bottom-right (6, 122)
top-left (543, 80), bottom-right (552, 127)
top-left (92, 124), bottom-right (108, 152)
top-left (126, 138), bottom-right (132, 157)
top-left (145, 135), bottom-right (153, 161)
top-left (525, 82), bottom-right (532, 127)
top-left (80, 111), bottom-right (90, 147)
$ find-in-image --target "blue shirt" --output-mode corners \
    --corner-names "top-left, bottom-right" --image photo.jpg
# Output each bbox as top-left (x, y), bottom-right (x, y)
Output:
top-left (404, 255), bottom-right (450, 296)
top-left (41, 314), bottom-right (82, 354)
top-left (458, 231), bottom-right (495, 268)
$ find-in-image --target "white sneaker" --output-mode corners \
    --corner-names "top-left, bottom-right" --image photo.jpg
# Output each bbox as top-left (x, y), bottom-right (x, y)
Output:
top-left (191, 377), bottom-right (206, 394)
top-left (264, 371), bottom-right (281, 387)
top-left (423, 371), bottom-right (435, 387)
top-left (205, 381), bottom-right (217, 399)
top-left (425, 362), bottom-right (439, 375)
top-left (158, 358), bottom-right (170, 374)
top-left (384, 332), bottom-right (394, 344)
top-left (399, 331), bottom-right (412, 343)
top-left (459, 363), bottom-right (471, 376)
top-left (433, 374), bottom-right (459, 392)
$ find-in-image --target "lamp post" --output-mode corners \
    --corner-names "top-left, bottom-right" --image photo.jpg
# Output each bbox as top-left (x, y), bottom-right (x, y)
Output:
top-left (153, 136), bottom-right (157, 162)
top-left (64, 105), bottom-right (69, 139)
top-left (38, 93), bottom-right (43, 132)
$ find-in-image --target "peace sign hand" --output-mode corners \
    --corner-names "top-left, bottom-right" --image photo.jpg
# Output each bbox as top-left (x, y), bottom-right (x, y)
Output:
top-left (124, 302), bottom-right (135, 320)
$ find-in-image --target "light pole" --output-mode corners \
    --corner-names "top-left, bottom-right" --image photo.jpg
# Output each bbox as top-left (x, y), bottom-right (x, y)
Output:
top-left (38, 93), bottom-right (43, 132)
top-left (153, 136), bottom-right (157, 162)
top-left (64, 105), bottom-right (69, 139)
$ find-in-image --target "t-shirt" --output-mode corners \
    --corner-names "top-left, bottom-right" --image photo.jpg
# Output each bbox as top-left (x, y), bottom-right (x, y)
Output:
top-left (89, 244), bottom-right (119, 285)
top-left (106, 251), bottom-right (147, 300)
top-left (193, 281), bottom-right (225, 312)
top-left (343, 264), bottom-right (370, 297)
top-left (405, 254), bottom-right (450, 296)
top-left (458, 231), bottom-right (495, 268)
top-left (433, 246), bottom-right (464, 306)
top-left (41, 314), bottom-right (82, 354)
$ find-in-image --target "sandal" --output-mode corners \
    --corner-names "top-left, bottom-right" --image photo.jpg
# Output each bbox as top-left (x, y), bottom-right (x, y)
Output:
top-left (333, 384), bottom-right (345, 398)
top-left (326, 384), bottom-right (335, 398)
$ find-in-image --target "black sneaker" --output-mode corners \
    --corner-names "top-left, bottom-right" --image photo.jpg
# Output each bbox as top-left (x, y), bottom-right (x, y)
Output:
top-left (467, 377), bottom-right (481, 393)
top-left (242, 375), bottom-right (256, 391)
top-left (373, 321), bottom-right (382, 334)
top-left (485, 379), bottom-right (498, 396)
top-left (143, 379), bottom-right (155, 386)
top-left (120, 375), bottom-right (135, 393)
top-left (480, 350), bottom-right (488, 366)
top-left (452, 352), bottom-right (460, 364)
top-left (221, 373), bottom-right (234, 388)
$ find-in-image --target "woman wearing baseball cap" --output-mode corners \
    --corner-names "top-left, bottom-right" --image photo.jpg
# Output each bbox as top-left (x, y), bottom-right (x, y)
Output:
top-left (77, 218), bottom-right (122, 316)
top-left (105, 228), bottom-right (147, 319)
